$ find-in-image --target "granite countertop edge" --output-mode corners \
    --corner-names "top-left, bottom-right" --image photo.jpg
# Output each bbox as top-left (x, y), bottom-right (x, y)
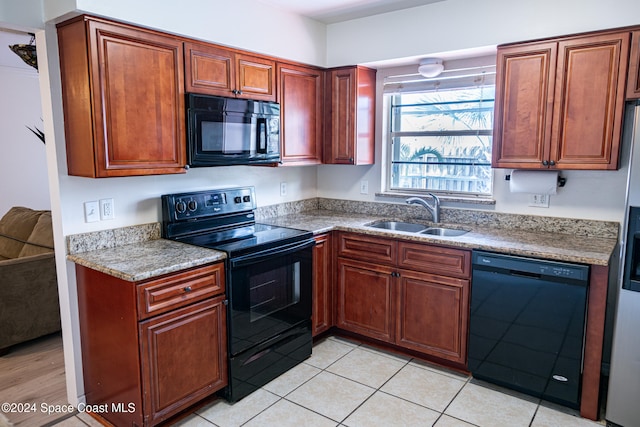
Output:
top-left (260, 210), bottom-right (618, 267)
top-left (67, 210), bottom-right (618, 282)
top-left (67, 239), bottom-right (227, 282)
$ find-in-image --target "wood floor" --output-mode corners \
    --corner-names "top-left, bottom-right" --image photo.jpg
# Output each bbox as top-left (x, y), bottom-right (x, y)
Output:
top-left (0, 333), bottom-right (68, 426)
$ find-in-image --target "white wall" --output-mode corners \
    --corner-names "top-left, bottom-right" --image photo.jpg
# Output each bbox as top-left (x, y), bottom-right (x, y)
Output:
top-left (326, 0), bottom-right (640, 67)
top-left (318, 0), bottom-right (640, 224)
top-left (0, 45), bottom-right (49, 216)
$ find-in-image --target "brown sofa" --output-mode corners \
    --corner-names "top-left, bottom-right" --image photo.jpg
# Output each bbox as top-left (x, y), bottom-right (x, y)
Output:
top-left (0, 207), bottom-right (60, 355)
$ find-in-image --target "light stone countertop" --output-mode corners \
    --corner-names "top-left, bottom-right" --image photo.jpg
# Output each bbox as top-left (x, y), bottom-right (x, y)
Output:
top-left (67, 209), bottom-right (618, 282)
top-left (67, 239), bottom-right (226, 282)
top-left (259, 210), bottom-right (618, 266)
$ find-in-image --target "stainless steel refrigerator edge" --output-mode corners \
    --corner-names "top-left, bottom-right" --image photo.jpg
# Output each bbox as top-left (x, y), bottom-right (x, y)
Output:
top-left (607, 101), bottom-right (640, 427)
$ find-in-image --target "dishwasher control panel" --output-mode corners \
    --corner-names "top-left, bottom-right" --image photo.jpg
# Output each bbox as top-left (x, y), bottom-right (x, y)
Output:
top-left (473, 251), bottom-right (589, 283)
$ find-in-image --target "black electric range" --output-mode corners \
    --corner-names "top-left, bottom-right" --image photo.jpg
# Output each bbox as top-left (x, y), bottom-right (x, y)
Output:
top-left (161, 187), bottom-right (314, 402)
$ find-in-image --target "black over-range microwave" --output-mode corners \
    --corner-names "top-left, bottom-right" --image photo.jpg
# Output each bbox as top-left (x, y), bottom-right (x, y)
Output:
top-left (187, 93), bottom-right (281, 166)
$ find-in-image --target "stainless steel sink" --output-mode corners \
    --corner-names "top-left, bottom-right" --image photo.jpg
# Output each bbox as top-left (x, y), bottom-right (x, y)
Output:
top-left (419, 227), bottom-right (469, 237)
top-left (365, 220), bottom-right (427, 233)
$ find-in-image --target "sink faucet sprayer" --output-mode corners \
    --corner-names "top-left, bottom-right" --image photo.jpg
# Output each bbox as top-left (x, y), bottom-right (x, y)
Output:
top-left (406, 194), bottom-right (440, 223)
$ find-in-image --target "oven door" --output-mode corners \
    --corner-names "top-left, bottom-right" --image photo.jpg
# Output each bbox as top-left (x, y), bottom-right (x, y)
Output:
top-left (227, 239), bottom-right (314, 356)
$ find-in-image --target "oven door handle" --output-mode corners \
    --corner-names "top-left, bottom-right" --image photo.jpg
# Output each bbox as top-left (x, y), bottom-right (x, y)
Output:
top-left (230, 238), bottom-right (315, 268)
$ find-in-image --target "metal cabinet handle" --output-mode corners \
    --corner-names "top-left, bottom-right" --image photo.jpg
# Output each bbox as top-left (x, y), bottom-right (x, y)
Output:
top-left (549, 160), bottom-right (556, 166)
top-left (183, 286), bottom-right (192, 293)
top-left (542, 160), bottom-right (549, 166)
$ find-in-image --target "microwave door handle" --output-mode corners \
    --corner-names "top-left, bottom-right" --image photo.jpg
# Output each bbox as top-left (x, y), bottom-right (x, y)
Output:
top-left (257, 118), bottom-right (267, 154)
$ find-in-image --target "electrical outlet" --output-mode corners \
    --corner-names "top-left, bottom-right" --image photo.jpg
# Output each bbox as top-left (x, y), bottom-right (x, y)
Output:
top-left (84, 201), bottom-right (99, 223)
top-left (280, 182), bottom-right (287, 197)
top-left (100, 198), bottom-right (115, 220)
top-left (360, 180), bottom-right (369, 194)
top-left (529, 194), bottom-right (550, 208)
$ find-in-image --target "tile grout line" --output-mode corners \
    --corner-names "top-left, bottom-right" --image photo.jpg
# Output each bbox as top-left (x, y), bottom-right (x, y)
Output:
top-left (333, 355), bottom-right (413, 426)
top-left (239, 338), bottom-right (362, 426)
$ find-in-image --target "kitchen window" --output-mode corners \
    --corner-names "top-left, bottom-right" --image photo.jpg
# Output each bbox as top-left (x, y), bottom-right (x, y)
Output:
top-left (383, 59), bottom-right (495, 197)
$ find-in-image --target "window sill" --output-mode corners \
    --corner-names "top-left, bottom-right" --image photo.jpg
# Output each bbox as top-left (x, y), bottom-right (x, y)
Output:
top-left (375, 191), bottom-right (496, 206)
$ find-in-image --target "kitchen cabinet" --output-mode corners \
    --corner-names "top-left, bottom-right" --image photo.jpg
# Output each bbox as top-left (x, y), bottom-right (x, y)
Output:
top-left (395, 242), bottom-right (470, 364)
top-left (324, 66), bottom-right (376, 165)
top-left (57, 16), bottom-right (187, 177)
top-left (278, 63), bottom-right (324, 165)
top-left (493, 30), bottom-right (630, 170)
top-left (335, 232), bottom-right (471, 366)
top-left (627, 30), bottom-right (640, 99)
top-left (337, 257), bottom-right (395, 342)
top-left (185, 41), bottom-right (276, 102)
top-left (312, 233), bottom-right (333, 336)
top-left (76, 262), bottom-right (227, 427)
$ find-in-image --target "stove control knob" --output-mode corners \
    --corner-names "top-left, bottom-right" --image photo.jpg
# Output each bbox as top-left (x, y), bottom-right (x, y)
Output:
top-left (175, 201), bottom-right (187, 213)
top-left (243, 195), bottom-right (251, 202)
top-left (234, 196), bottom-right (242, 203)
top-left (187, 200), bottom-right (197, 211)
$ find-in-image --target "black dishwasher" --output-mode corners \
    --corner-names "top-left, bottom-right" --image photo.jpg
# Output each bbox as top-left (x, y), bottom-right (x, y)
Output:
top-left (469, 250), bottom-right (589, 409)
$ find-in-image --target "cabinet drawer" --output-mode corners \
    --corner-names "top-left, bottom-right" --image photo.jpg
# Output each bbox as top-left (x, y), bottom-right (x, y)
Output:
top-left (398, 242), bottom-right (471, 278)
top-left (337, 232), bottom-right (397, 265)
top-left (137, 263), bottom-right (224, 320)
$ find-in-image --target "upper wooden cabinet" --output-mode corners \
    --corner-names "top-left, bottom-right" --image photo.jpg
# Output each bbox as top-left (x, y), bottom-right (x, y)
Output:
top-left (278, 63), bottom-right (324, 165)
top-left (324, 66), bottom-right (376, 165)
top-left (627, 30), bottom-right (640, 99)
top-left (185, 41), bottom-right (276, 102)
top-left (57, 16), bottom-right (187, 177)
top-left (493, 31), bottom-right (630, 170)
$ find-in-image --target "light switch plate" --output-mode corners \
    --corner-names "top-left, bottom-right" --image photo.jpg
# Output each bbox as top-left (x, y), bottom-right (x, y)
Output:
top-left (84, 201), bottom-right (100, 222)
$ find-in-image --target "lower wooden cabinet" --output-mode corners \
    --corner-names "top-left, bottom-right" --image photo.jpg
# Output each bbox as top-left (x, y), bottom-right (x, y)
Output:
top-left (312, 233), bottom-right (333, 336)
top-left (396, 270), bottom-right (469, 365)
top-left (335, 232), bottom-right (471, 367)
top-left (336, 257), bottom-right (394, 342)
top-left (140, 297), bottom-right (227, 425)
top-left (76, 262), bottom-right (227, 427)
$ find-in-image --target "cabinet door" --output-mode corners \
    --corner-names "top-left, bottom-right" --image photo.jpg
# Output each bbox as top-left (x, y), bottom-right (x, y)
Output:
top-left (336, 257), bottom-right (394, 342)
top-left (550, 32), bottom-right (629, 170)
top-left (140, 296), bottom-right (227, 425)
top-left (236, 53), bottom-right (276, 102)
top-left (396, 270), bottom-right (469, 365)
top-left (324, 66), bottom-right (376, 165)
top-left (59, 17), bottom-right (186, 177)
top-left (312, 233), bottom-right (333, 337)
top-left (184, 41), bottom-right (235, 96)
top-left (627, 31), bottom-right (640, 99)
top-left (325, 68), bottom-right (357, 164)
top-left (492, 42), bottom-right (557, 169)
top-left (278, 63), bottom-right (323, 165)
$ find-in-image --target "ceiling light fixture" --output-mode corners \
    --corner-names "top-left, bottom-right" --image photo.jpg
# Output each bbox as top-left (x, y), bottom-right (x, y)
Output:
top-left (418, 58), bottom-right (444, 78)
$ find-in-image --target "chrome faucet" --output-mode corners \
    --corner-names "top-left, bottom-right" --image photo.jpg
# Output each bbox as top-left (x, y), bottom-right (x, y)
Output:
top-left (406, 194), bottom-right (440, 223)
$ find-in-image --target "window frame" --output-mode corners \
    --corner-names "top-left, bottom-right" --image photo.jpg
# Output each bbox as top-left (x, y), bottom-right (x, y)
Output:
top-left (381, 59), bottom-right (496, 200)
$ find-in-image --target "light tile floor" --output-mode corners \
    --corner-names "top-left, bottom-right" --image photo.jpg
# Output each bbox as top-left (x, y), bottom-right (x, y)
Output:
top-left (51, 335), bottom-right (606, 427)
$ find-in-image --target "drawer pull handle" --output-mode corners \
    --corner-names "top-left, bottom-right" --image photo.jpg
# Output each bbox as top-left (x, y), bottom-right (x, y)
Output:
top-left (183, 286), bottom-right (192, 293)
